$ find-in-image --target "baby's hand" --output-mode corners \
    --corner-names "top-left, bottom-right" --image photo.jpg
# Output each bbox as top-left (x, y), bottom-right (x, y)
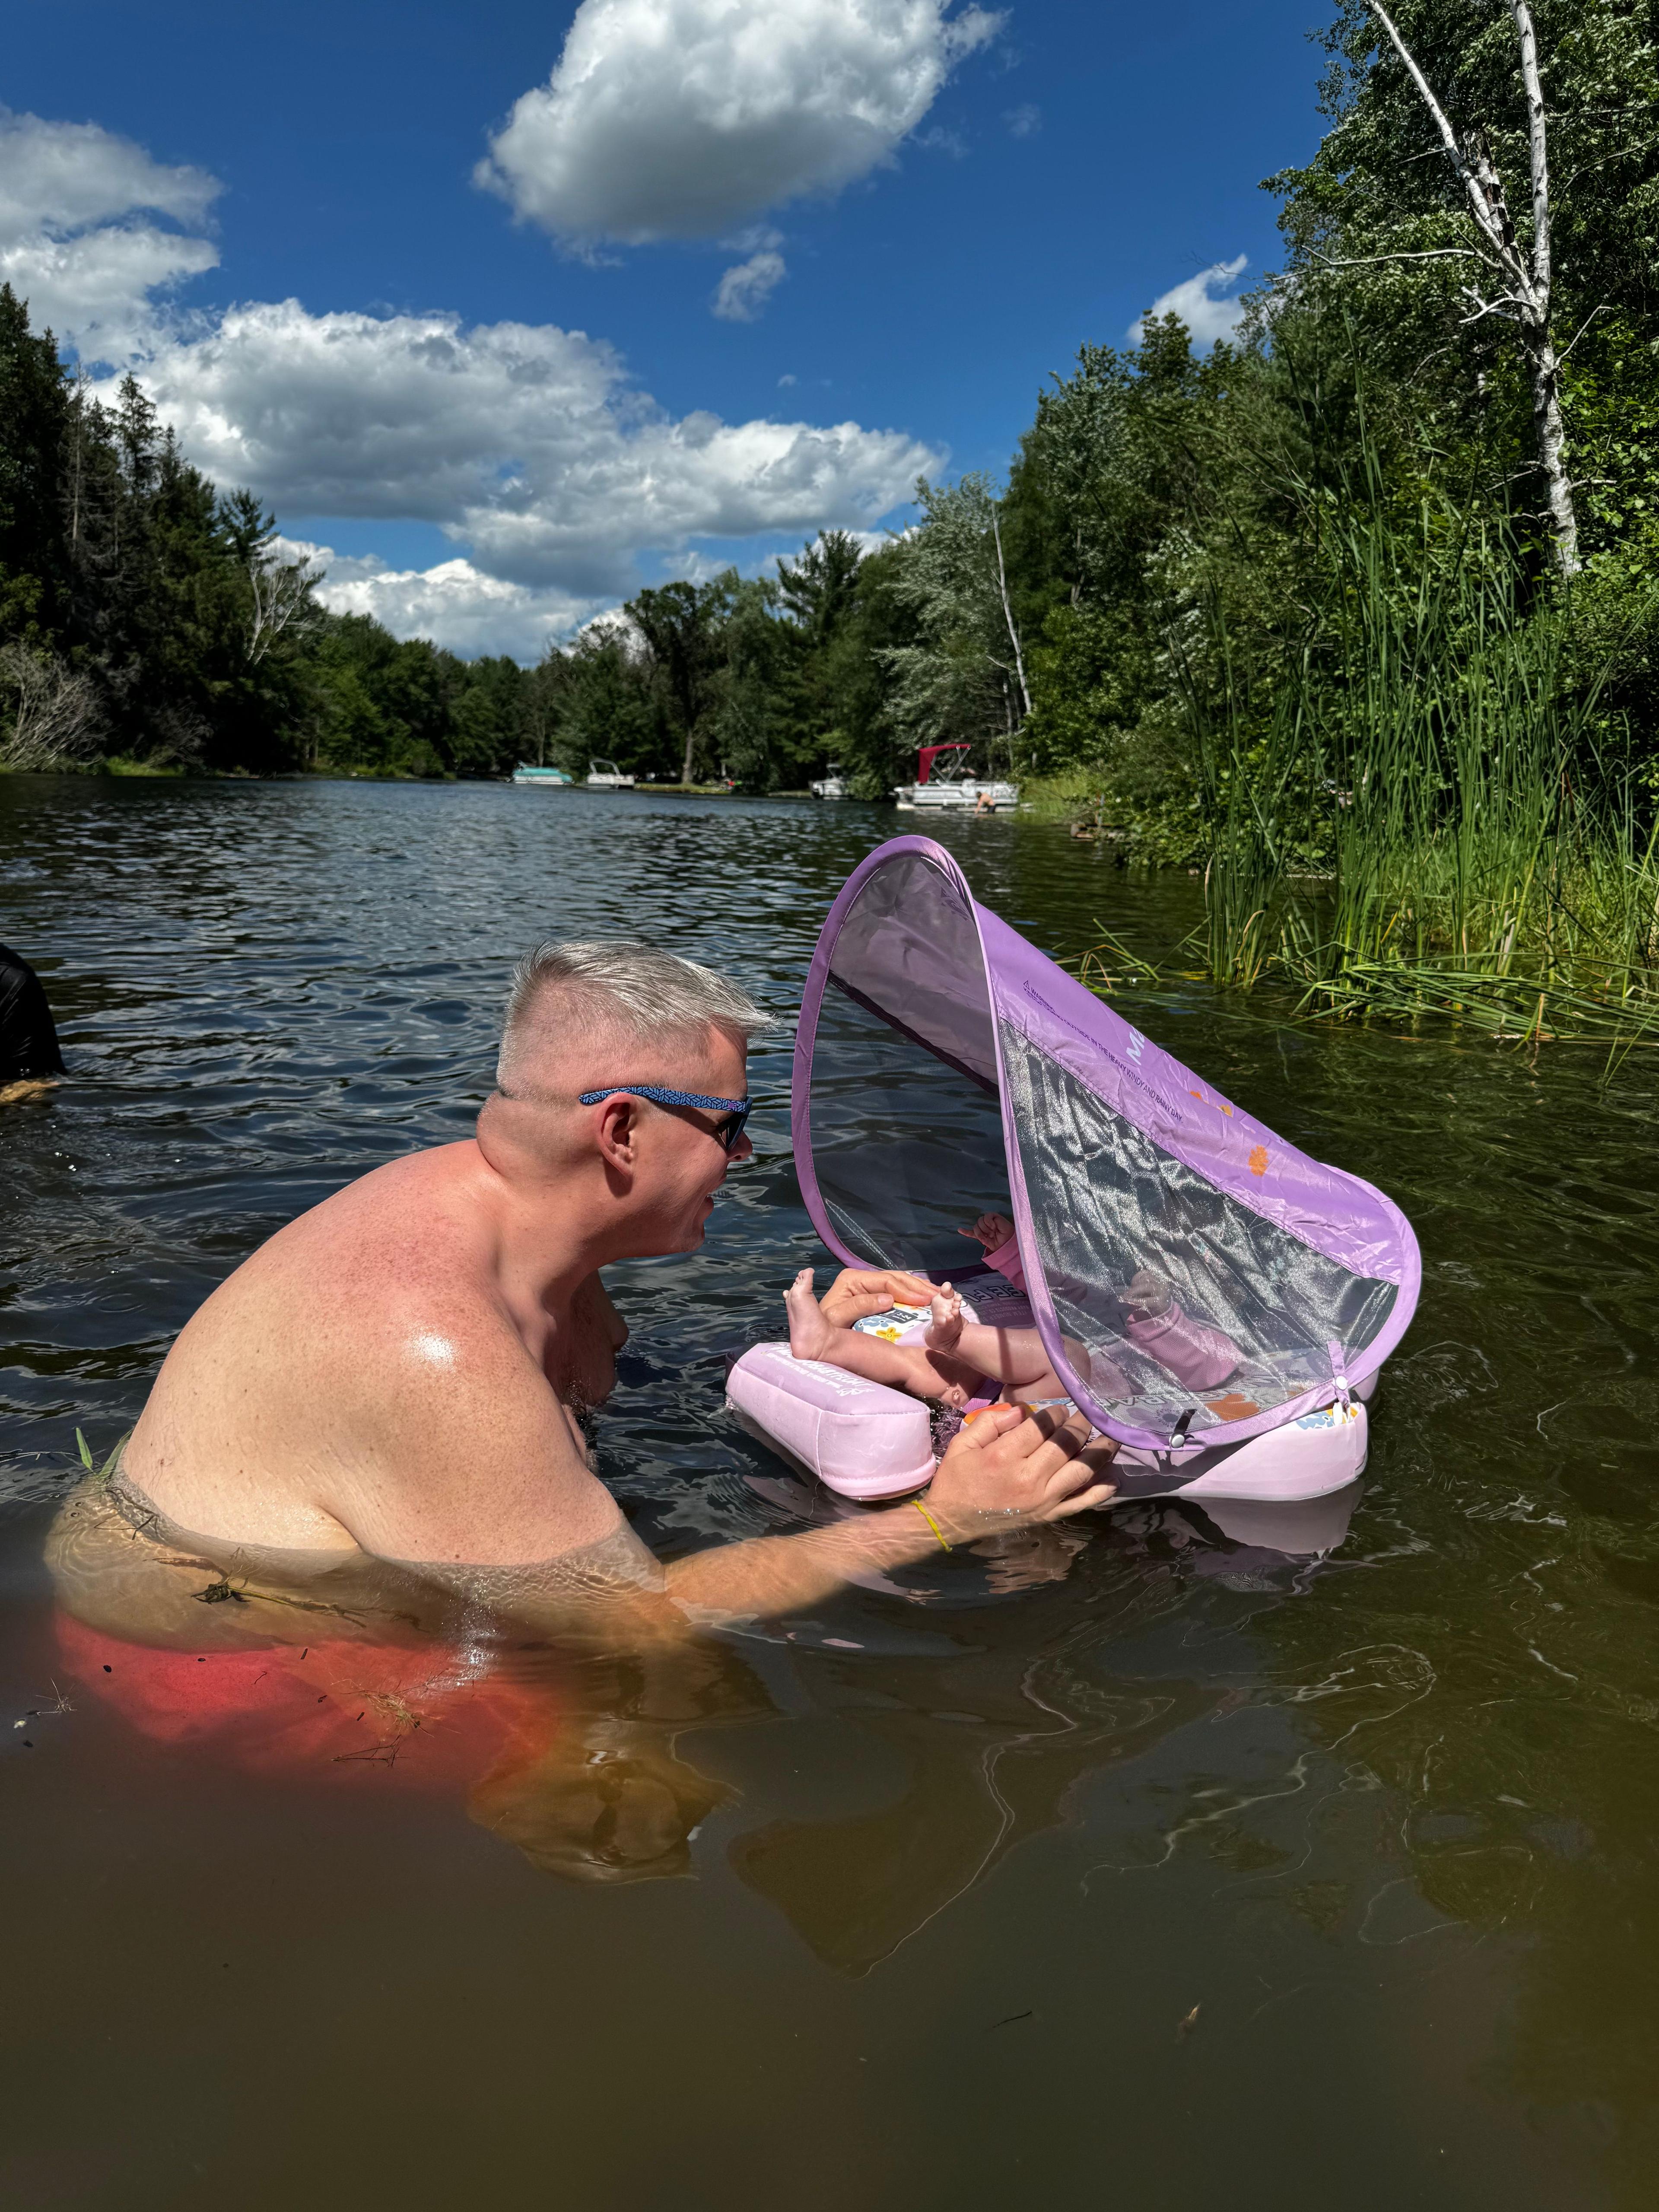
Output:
top-left (959, 1211), bottom-right (1015, 1251)
top-left (1125, 1268), bottom-right (1173, 1319)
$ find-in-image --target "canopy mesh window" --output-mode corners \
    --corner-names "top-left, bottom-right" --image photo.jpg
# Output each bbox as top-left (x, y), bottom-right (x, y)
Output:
top-left (792, 840), bottom-right (1420, 1452)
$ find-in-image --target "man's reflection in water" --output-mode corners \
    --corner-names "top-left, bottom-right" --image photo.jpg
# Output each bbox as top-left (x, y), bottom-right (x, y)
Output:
top-left (721, 1516), bottom-right (1202, 1973)
top-left (45, 1468), bottom-right (1351, 1928)
top-left (463, 1644), bottom-right (753, 1884)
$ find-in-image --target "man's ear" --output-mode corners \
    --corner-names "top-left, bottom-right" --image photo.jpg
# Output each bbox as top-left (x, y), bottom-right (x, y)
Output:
top-left (594, 1094), bottom-right (639, 1172)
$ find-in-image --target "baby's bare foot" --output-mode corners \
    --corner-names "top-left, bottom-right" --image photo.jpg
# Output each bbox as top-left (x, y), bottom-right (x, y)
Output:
top-left (784, 1268), bottom-right (834, 1362)
top-left (925, 1284), bottom-right (964, 1355)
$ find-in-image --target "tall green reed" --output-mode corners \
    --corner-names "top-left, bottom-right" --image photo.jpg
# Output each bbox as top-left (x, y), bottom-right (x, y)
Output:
top-left (1189, 429), bottom-right (1659, 1040)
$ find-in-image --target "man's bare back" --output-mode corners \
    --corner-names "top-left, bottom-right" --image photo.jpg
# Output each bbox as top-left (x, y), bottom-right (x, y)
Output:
top-left (128, 1139), bottom-right (635, 1562)
top-left (116, 941), bottom-right (1116, 1629)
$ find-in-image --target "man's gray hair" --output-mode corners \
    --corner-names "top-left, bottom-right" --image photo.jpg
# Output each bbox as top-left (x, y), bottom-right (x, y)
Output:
top-left (498, 938), bottom-right (771, 1086)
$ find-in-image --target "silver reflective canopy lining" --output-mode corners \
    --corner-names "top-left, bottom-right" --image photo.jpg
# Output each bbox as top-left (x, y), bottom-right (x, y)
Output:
top-left (810, 855), bottom-right (1004, 1271)
top-left (999, 1023), bottom-right (1396, 1434)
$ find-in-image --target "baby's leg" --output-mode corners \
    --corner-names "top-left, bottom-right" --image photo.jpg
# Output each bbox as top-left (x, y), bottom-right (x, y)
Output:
top-left (925, 1286), bottom-right (1067, 1398)
top-left (926, 1290), bottom-right (1134, 1411)
top-left (976, 1326), bottom-right (1071, 1404)
top-left (932, 1304), bottom-right (1112, 1406)
top-left (783, 1270), bottom-right (980, 1406)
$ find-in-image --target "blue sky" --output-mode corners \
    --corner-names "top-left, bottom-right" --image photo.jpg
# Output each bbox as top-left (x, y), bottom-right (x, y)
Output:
top-left (4, 0), bottom-right (1333, 657)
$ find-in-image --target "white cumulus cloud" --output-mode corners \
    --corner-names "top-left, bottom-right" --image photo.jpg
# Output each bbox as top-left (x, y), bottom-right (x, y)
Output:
top-left (1, 223), bottom-right (218, 352)
top-left (0, 109), bottom-right (219, 350)
top-left (119, 299), bottom-right (938, 596)
top-left (0, 109), bottom-right (217, 235)
top-left (1131, 255), bottom-right (1249, 349)
top-left (477, 0), bottom-right (1001, 245)
top-left (274, 537), bottom-right (592, 661)
top-left (8, 109), bottom-right (941, 658)
top-left (712, 247), bottom-right (787, 321)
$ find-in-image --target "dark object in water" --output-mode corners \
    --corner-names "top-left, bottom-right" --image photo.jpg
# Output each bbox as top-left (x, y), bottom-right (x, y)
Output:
top-left (0, 943), bottom-right (66, 1082)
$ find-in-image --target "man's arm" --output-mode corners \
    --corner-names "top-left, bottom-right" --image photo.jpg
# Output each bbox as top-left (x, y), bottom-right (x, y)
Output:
top-left (361, 1379), bottom-right (1111, 1633)
top-left (334, 1305), bottom-right (1112, 1634)
top-left (664, 1403), bottom-right (1114, 1620)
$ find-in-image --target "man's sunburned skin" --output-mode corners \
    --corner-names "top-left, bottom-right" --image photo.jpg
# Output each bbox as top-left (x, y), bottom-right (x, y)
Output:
top-left (86, 994), bottom-right (1116, 1642)
top-left (124, 1140), bottom-right (644, 1559)
top-left (48, 1470), bottom-right (449, 1652)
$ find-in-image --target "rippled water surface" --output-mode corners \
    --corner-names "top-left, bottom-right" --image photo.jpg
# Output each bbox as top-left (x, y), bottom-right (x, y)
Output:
top-left (3, 775), bottom-right (1658, 2209)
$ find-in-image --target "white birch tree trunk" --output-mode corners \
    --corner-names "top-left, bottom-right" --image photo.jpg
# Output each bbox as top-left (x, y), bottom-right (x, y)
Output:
top-left (1508, 0), bottom-right (1578, 572)
top-left (1364, 0), bottom-right (1580, 576)
top-left (990, 506), bottom-right (1032, 721)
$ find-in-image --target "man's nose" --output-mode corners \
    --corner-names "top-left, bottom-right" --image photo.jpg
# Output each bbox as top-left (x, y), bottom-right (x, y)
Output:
top-left (731, 1130), bottom-right (755, 1163)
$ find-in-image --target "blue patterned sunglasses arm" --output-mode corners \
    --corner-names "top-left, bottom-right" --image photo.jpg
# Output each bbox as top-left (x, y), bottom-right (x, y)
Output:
top-left (577, 1082), bottom-right (753, 1154)
top-left (576, 1085), bottom-right (749, 1112)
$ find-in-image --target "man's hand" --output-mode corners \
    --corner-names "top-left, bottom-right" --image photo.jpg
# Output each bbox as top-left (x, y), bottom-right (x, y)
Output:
top-left (661, 1399), bottom-right (1115, 1625)
top-left (928, 1402), bottom-right (1116, 1530)
top-left (819, 1265), bottom-right (939, 1328)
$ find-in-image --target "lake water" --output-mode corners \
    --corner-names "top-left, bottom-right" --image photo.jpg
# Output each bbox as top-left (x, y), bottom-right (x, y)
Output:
top-left (3, 775), bottom-right (1657, 2209)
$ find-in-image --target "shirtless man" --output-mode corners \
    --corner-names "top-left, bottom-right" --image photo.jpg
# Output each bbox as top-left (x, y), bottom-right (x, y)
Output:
top-left (116, 940), bottom-right (1115, 1629)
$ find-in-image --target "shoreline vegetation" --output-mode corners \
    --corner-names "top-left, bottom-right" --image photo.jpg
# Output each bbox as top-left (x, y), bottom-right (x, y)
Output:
top-left (3, 762), bottom-right (826, 798)
top-left (3, 1), bottom-right (1656, 1043)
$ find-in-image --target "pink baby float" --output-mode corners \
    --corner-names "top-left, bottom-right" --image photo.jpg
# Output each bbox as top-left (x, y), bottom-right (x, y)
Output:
top-left (727, 837), bottom-right (1419, 1509)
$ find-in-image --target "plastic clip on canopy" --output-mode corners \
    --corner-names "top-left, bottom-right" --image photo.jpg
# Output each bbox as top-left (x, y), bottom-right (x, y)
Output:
top-left (791, 838), bottom-right (1421, 1455)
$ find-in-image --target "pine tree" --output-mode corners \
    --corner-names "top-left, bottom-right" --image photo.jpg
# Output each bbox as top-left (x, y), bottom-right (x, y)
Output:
top-left (0, 283), bottom-right (70, 648)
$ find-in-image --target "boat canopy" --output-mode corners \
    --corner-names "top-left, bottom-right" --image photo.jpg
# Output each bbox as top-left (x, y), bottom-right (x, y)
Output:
top-left (791, 837), bottom-right (1421, 1452)
top-left (916, 743), bottom-right (971, 784)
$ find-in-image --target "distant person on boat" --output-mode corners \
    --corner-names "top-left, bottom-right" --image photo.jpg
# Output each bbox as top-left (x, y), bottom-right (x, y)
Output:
top-left (107, 940), bottom-right (1112, 1632)
top-left (0, 943), bottom-right (66, 1101)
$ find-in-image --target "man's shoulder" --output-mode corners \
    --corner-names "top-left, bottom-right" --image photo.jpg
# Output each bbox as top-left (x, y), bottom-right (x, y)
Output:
top-left (194, 1140), bottom-right (528, 1396)
top-left (128, 1139), bottom-right (607, 1555)
top-left (255, 1140), bottom-right (495, 1297)
top-left (283, 1250), bottom-right (533, 1404)
top-left (309, 1138), bottom-right (488, 1244)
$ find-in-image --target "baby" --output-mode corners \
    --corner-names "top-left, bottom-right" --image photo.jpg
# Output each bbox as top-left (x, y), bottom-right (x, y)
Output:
top-left (962, 1210), bottom-right (1239, 1392)
top-left (783, 1268), bottom-right (1075, 1411)
top-left (784, 1210), bottom-right (1241, 1411)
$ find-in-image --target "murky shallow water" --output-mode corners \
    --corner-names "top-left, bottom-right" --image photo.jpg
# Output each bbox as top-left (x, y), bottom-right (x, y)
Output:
top-left (3, 776), bottom-right (1658, 2209)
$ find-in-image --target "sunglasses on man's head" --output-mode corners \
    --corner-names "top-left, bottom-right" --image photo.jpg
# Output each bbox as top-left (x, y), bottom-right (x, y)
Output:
top-left (578, 1084), bottom-right (752, 1154)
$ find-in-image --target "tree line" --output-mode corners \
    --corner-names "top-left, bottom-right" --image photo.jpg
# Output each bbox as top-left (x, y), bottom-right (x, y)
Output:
top-left (2, 0), bottom-right (1655, 835)
top-left (0, 300), bottom-right (553, 782)
top-left (0, 278), bottom-right (938, 787)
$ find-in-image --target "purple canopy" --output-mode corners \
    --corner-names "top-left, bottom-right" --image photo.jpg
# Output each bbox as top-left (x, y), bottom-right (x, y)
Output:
top-left (791, 837), bottom-right (1421, 1453)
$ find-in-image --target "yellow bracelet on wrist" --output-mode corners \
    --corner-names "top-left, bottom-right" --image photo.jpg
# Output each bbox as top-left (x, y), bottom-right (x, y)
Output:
top-left (912, 1498), bottom-right (953, 1552)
